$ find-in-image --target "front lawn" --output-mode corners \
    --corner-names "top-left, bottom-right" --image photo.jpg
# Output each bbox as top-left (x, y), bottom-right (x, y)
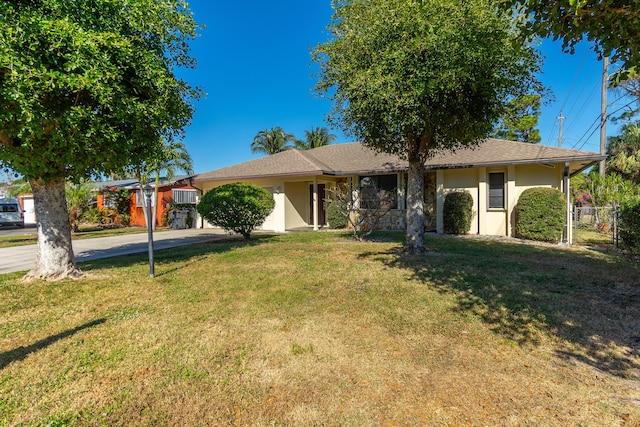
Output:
top-left (1, 232), bottom-right (638, 425)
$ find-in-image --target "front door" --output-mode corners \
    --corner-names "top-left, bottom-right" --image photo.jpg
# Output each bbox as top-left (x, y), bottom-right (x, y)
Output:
top-left (309, 184), bottom-right (326, 226)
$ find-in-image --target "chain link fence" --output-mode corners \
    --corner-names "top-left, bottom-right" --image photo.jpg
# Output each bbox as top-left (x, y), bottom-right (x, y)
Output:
top-left (572, 206), bottom-right (619, 247)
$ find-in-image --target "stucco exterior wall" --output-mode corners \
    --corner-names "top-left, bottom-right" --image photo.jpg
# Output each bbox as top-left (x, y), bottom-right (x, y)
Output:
top-left (284, 182), bottom-right (308, 229)
top-left (197, 162), bottom-right (567, 237)
top-left (199, 179), bottom-right (287, 231)
top-left (440, 168), bottom-right (479, 234)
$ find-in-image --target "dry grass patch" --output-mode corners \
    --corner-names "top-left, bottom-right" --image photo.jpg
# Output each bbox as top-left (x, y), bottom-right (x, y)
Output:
top-left (1, 232), bottom-right (639, 426)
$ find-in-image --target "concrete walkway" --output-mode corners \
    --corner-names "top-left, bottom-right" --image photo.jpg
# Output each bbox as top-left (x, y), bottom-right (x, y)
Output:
top-left (0, 228), bottom-right (231, 275)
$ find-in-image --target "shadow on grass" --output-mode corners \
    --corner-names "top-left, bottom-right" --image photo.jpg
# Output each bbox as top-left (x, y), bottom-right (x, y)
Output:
top-left (78, 234), bottom-right (277, 277)
top-left (368, 235), bottom-right (640, 380)
top-left (0, 318), bottom-right (106, 370)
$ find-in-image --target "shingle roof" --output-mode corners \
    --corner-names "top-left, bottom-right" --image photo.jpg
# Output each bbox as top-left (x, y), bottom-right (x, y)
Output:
top-left (93, 175), bottom-right (196, 190)
top-left (195, 139), bottom-right (605, 183)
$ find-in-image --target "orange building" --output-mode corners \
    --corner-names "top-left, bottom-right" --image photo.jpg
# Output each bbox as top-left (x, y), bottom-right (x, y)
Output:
top-left (95, 176), bottom-right (198, 228)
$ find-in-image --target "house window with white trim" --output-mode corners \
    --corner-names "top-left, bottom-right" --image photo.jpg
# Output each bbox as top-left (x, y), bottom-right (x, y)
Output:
top-left (488, 172), bottom-right (505, 209)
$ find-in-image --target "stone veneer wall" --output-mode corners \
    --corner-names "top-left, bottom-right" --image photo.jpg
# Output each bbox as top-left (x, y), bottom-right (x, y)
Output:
top-left (377, 210), bottom-right (406, 231)
top-left (349, 208), bottom-right (437, 232)
top-left (343, 172), bottom-right (438, 232)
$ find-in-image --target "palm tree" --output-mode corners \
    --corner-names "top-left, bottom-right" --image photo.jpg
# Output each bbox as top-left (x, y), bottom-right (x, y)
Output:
top-left (139, 139), bottom-right (194, 229)
top-left (607, 122), bottom-right (640, 184)
top-left (251, 127), bottom-right (297, 155)
top-left (295, 126), bottom-right (337, 150)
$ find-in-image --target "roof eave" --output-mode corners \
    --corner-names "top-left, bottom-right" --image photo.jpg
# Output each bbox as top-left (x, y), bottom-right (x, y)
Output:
top-left (194, 170), bottom-right (327, 183)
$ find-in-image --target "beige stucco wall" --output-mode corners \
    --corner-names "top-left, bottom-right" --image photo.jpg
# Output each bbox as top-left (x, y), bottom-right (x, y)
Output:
top-left (198, 178), bottom-right (287, 232)
top-left (197, 163), bottom-right (566, 236)
top-left (434, 164), bottom-right (564, 236)
top-left (439, 168), bottom-right (480, 234)
top-left (284, 181), bottom-right (309, 229)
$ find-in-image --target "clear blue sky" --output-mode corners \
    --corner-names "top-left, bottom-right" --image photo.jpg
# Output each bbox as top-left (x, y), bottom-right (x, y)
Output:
top-left (178, 1), bottom-right (629, 174)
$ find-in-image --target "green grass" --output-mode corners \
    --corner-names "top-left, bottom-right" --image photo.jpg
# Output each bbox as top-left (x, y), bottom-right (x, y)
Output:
top-left (1, 232), bottom-right (639, 425)
top-left (574, 227), bottom-right (615, 247)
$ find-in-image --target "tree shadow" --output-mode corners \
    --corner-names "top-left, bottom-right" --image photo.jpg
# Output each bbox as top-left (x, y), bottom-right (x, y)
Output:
top-left (367, 236), bottom-right (640, 380)
top-left (0, 318), bottom-right (106, 370)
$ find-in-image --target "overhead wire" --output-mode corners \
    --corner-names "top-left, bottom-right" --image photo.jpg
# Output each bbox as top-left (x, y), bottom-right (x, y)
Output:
top-left (572, 99), bottom-right (637, 150)
top-left (544, 48), bottom-right (589, 146)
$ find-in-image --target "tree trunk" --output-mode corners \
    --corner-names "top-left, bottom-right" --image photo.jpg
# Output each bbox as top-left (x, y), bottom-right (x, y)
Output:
top-left (23, 178), bottom-right (82, 281)
top-left (405, 157), bottom-right (426, 254)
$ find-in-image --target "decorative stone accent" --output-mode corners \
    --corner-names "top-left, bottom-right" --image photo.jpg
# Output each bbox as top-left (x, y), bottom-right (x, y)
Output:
top-left (376, 210), bottom-right (406, 231)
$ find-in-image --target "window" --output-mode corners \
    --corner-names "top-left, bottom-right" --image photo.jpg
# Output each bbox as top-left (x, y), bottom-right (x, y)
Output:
top-left (103, 192), bottom-right (116, 208)
top-left (360, 174), bottom-right (398, 209)
top-left (136, 190), bottom-right (156, 207)
top-left (0, 204), bottom-right (19, 213)
top-left (172, 189), bottom-right (197, 204)
top-left (488, 172), bottom-right (505, 209)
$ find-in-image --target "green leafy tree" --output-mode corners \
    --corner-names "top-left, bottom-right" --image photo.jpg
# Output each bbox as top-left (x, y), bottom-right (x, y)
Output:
top-left (606, 122), bottom-right (640, 184)
top-left (197, 183), bottom-right (275, 239)
top-left (136, 139), bottom-right (194, 229)
top-left (508, 1), bottom-right (640, 71)
top-left (296, 127), bottom-right (337, 150)
top-left (313, 0), bottom-right (542, 253)
top-left (66, 181), bottom-right (93, 233)
top-left (251, 127), bottom-right (298, 155)
top-left (0, 0), bottom-right (200, 280)
top-left (586, 170), bottom-right (639, 210)
top-left (6, 176), bottom-right (31, 198)
top-left (491, 94), bottom-right (542, 143)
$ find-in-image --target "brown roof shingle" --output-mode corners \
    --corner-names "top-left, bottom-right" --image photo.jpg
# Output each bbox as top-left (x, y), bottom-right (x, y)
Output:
top-left (195, 139), bottom-right (605, 182)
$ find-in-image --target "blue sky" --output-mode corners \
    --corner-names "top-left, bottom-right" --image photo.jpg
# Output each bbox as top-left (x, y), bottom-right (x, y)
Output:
top-left (178, 1), bottom-right (629, 174)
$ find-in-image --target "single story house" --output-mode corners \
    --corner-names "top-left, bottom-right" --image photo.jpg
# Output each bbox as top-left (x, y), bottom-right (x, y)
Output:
top-left (94, 176), bottom-right (198, 227)
top-left (193, 140), bottom-right (605, 241)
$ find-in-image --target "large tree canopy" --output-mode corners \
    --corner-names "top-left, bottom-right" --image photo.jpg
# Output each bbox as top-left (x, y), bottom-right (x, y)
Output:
top-left (313, 0), bottom-right (542, 253)
top-left (509, 0), bottom-right (640, 71)
top-left (0, 0), bottom-right (200, 279)
top-left (491, 94), bottom-right (542, 143)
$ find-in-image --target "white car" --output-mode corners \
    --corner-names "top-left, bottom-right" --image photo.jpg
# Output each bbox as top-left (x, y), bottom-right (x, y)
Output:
top-left (0, 198), bottom-right (25, 228)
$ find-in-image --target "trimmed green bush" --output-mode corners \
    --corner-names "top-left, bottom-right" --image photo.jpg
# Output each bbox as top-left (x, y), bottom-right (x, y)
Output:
top-left (197, 182), bottom-right (275, 239)
top-left (443, 191), bottom-right (474, 234)
top-left (515, 188), bottom-right (566, 243)
top-left (619, 199), bottom-right (640, 253)
top-left (326, 200), bottom-right (348, 229)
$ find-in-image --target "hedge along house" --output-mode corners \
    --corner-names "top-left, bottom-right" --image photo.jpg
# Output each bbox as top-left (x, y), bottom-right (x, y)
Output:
top-left (94, 176), bottom-right (198, 228)
top-left (193, 140), bottom-right (605, 241)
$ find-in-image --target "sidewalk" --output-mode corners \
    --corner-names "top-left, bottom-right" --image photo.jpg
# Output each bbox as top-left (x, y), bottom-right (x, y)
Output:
top-left (0, 228), bottom-right (231, 275)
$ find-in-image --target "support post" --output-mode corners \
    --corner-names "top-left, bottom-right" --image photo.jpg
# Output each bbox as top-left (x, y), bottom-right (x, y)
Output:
top-left (143, 184), bottom-right (155, 278)
top-left (313, 178), bottom-right (319, 231)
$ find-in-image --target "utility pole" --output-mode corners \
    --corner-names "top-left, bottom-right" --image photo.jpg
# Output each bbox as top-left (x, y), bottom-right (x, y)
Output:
top-left (557, 111), bottom-right (565, 148)
top-left (599, 56), bottom-right (608, 175)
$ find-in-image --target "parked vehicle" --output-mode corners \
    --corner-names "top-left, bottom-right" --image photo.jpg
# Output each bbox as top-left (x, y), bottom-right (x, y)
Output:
top-left (0, 198), bottom-right (24, 228)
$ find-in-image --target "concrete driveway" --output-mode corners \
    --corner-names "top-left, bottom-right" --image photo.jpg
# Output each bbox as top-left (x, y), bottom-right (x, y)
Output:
top-left (0, 228), bottom-right (232, 275)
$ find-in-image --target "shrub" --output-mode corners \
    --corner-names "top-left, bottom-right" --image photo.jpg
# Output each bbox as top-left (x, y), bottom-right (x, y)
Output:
top-left (326, 200), bottom-right (348, 229)
top-left (619, 199), bottom-right (640, 253)
top-left (515, 188), bottom-right (566, 243)
top-left (197, 182), bottom-right (275, 239)
top-left (443, 191), bottom-right (474, 234)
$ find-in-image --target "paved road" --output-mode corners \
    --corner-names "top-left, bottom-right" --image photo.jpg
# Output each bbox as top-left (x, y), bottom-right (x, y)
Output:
top-left (0, 228), bottom-right (231, 275)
